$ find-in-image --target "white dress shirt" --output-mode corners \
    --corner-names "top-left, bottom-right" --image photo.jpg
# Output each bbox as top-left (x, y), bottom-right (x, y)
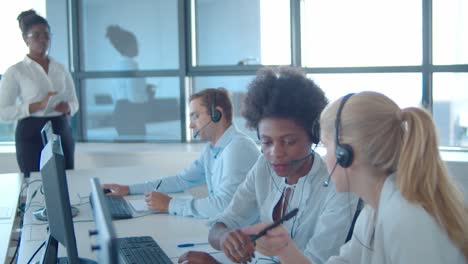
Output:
top-left (0, 56), bottom-right (79, 121)
top-left (213, 153), bottom-right (359, 264)
top-left (129, 125), bottom-right (260, 218)
top-left (327, 174), bottom-right (466, 264)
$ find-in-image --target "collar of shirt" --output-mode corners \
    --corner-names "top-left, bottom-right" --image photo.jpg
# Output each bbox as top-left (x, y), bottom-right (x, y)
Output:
top-left (210, 124), bottom-right (237, 159)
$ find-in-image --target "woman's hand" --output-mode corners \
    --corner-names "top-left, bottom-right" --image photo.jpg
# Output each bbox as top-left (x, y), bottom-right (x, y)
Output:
top-left (178, 251), bottom-right (219, 264)
top-left (243, 222), bottom-right (291, 257)
top-left (54, 101), bottom-right (70, 114)
top-left (219, 229), bottom-right (256, 263)
top-left (102, 184), bottom-right (130, 196)
top-left (29, 91), bottom-right (57, 113)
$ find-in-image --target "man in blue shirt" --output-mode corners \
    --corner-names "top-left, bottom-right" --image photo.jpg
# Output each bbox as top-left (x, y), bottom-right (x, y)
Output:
top-left (103, 88), bottom-right (260, 218)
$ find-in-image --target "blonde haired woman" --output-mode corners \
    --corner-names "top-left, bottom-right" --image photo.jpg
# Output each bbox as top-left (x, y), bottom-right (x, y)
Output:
top-left (244, 91), bottom-right (467, 263)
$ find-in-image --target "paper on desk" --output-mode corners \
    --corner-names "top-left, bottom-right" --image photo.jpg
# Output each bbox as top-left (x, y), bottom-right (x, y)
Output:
top-left (128, 199), bottom-right (150, 212)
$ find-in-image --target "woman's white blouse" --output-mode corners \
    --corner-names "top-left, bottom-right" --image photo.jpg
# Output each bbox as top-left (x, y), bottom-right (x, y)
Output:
top-left (0, 55), bottom-right (79, 121)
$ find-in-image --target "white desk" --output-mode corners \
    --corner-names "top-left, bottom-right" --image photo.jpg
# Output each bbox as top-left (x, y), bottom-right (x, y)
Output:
top-left (0, 172), bottom-right (23, 263)
top-left (17, 165), bottom-right (223, 264)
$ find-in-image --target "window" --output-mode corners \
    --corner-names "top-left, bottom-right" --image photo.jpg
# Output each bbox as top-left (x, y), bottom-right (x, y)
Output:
top-left (301, 0), bottom-right (422, 67)
top-left (193, 0), bottom-right (290, 66)
top-left (309, 73), bottom-right (422, 108)
top-left (83, 77), bottom-right (181, 141)
top-left (433, 73), bottom-right (468, 147)
top-left (433, 0), bottom-right (468, 65)
top-left (79, 0), bottom-right (179, 71)
top-left (0, 1), bottom-right (46, 142)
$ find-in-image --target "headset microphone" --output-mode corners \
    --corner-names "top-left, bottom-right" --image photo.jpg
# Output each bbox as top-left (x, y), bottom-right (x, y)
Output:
top-left (288, 150), bottom-right (314, 169)
top-left (323, 161), bottom-right (338, 187)
top-left (193, 120), bottom-right (212, 139)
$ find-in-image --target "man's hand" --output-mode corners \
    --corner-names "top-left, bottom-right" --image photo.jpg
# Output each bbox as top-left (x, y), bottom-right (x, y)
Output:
top-left (102, 184), bottom-right (130, 196)
top-left (145, 191), bottom-right (171, 212)
top-left (178, 251), bottom-right (219, 264)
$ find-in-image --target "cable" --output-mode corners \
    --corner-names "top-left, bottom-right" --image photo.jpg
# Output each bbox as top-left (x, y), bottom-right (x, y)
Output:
top-left (9, 237), bottom-right (19, 264)
top-left (26, 240), bottom-right (45, 264)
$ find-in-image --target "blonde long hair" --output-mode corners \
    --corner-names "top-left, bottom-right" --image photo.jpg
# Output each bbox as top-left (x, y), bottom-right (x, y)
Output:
top-left (320, 91), bottom-right (468, 259)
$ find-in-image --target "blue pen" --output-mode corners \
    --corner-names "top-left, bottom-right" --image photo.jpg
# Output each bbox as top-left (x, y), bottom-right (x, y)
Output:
top-left (177, 242), bottom-right (209, 248)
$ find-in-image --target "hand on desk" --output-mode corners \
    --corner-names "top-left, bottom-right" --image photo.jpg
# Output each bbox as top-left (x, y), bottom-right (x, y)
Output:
top-left (178, 251), bottom-right (219, 264)
top-left (145, 192), bottom-right (171, 212)
top-left (220, 229), bottom-right (256, 263)
top-left (102, 184), bottom-right (129, 196)
top-left (243, 222), bottom-right (291, 257)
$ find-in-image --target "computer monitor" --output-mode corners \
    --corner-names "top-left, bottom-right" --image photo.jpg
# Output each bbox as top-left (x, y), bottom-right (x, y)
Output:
top-left (89, 177), bottom-right (119, 264)
top-left (39, 136), bottom-right (95, 264)
top-left (40, 120), bottom-right (54, 146)
top-left (34, 126), bottom-right (79, 221)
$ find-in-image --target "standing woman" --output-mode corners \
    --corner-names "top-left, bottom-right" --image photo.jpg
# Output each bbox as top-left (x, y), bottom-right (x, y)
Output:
top-left (0, 11), bottom-right (79, 177)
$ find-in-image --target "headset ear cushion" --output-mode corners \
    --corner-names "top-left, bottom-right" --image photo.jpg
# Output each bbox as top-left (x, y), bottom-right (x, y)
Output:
top-left (311, 120), bottom-right (320, 144)
top-left (336, 144), bottom-right (354, 168)
top-left (211, 107), bottom-right (222, 123)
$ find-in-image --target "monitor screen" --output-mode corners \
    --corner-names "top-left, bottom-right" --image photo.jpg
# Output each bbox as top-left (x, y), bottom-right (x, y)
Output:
top-left (39, 136), bottom-right (84, 263)
top-left (40, 121), bottom-right (54, 146)
top-left (89, 177), bottom-right (119, 264)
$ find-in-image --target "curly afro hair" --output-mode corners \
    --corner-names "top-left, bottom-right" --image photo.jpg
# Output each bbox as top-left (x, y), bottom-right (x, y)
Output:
top-left (242, 67), bottom-right (328, 144)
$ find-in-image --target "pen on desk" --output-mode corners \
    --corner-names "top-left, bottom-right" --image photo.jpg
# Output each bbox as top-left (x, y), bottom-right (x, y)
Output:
top-left (177, 242), bottom-right (210, 248)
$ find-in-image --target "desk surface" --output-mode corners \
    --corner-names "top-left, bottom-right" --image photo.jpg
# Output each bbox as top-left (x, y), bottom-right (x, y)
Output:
top-left (17, 165), bottom-right (224, 264)
top-left (0, 172), bottom-right (22, 263)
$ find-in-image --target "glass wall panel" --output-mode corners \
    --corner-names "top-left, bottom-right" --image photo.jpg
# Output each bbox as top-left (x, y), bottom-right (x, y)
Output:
top-left (84, 77), bottom-right (181, 141)
top-left (433, 0), bottom-right (468, 65)
top-left (192, 76), bottom-right (257, 139)
top-left (308, 73), bottom-right (422, 108)
top-left (433, 73), bottom-right (468, 147)
top-left (0, 79), bottom-right (15, 142)
top-left (301, 0), bottom-right (421, 67)
top-left (80, 0), bottom-right (179, 71)
top-left (194, 0), bottom-right (290, 66)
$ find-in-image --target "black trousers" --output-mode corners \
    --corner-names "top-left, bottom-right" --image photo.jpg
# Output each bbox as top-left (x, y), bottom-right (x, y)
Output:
top-left (15, 115), bottom-right (75, 176)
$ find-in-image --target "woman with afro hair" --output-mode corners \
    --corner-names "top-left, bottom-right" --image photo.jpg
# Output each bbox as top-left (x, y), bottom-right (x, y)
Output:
top-left (178, 67), bottom-right (358, 264)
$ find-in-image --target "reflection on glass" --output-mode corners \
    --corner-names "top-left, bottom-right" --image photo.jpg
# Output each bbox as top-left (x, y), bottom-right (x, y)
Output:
top-left (194, 0), bottom-right (290, 66)
top-left (84, 77), bottom-right (181, 141)
top-left (308, 73), bottom-right (422, 108)
top-left (193, 76), bottom-right (257, 140)
top-left (80, 0), bottom-right (178, 70)
top-left (433, 73), bottom-right (468, 147)
top-left (433, 0), bottom-right (468, 65)
top-left (301, 0), bottom-right (421, 67)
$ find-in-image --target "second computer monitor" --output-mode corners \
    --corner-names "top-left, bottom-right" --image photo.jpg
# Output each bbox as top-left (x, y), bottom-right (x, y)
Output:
top-left (89, 177), bottom-right (119, 264)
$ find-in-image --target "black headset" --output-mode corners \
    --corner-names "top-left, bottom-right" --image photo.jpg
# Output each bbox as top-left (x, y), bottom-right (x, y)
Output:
top-left (210, 91), bottom-right (222, 123)
top-left (335, 93), bottom-right (355, 168)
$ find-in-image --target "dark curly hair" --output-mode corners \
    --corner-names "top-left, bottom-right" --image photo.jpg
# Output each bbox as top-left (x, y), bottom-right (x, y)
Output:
top-left (242, 67), bottom-right (328, 144)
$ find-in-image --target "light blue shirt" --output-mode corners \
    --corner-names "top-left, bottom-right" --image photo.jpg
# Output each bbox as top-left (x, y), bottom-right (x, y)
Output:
top-left (129, 125), bottom-right (260, 218)
top-left (213, 153), bottom-right (358, 264)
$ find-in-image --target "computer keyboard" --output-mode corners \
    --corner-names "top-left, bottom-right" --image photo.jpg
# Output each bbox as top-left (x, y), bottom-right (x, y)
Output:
top-left (90, 195), bottom-right (133, 220)
top-left (117, 236), bottom-right (173, 264)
